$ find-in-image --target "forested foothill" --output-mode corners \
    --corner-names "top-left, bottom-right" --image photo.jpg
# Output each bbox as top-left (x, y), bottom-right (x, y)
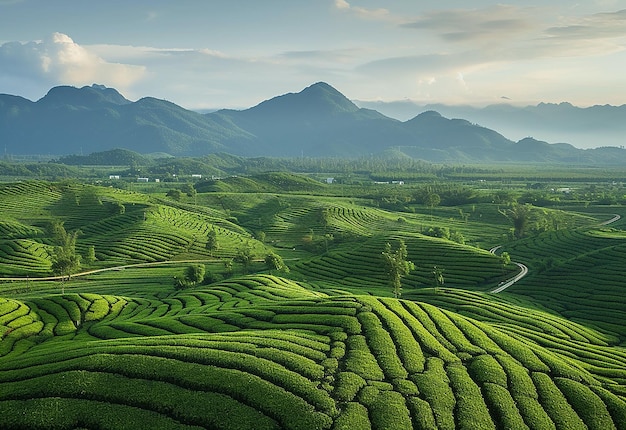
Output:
top-left (1, 154), bottom-right (626, 429)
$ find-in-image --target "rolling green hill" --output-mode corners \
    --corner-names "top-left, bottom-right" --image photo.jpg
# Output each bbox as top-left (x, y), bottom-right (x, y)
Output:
top-left (0, 178), bottom-right (625, 429)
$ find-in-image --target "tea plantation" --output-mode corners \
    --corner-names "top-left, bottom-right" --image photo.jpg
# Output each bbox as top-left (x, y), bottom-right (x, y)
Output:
top-left (1, 179), bottom-right (625, 429)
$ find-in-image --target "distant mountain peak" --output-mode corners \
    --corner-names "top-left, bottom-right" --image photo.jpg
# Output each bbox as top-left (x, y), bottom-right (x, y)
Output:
top-left (245, 81), bottom-right (359, 117)
top-left (38, 84), bottom-right (130, 107)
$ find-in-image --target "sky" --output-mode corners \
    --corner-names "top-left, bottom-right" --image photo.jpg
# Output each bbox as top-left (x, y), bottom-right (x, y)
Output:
top-left (1, 0), bottom-right (626, 110)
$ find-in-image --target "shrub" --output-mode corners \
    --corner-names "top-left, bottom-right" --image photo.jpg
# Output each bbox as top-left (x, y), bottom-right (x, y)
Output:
top-left (467, 354), bottom-right (508, 387)
top-left (366, 390), bottom-right (412, 430)
top-left (482, 382), bottom-right (529, 430)
top-left (343, 335), bottom-right (385, 381)
top-left (555, 377), bottom-right (615, 430)
top-left (590, 386), bottom-right (626, 429)
top-left (362, 297), bottom-right (425, 374)
top-left (411, 357), bottom-right (455, 430)
top-left (407, 397), bottom-right (437, 430)
top-left (333, 402), bottom-right (371, 430)
top-left (532, 372), bottom-right (586, 429)
top-left (447, 362), bottom-right (495, 429)
top-left (357, 311), bottom-right (407, 380)
top-left (333, 371), bottom-right (367, 402)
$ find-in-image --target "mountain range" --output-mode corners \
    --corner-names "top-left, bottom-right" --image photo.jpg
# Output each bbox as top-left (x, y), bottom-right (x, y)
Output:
top-left (1, 82), bottom-right (625, 164)
top-left (356, 99), bottom-right (626, 150)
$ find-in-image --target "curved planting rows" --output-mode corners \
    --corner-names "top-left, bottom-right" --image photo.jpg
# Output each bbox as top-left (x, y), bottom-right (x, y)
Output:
top-left (1, 274), bottom-right (625, 429)
top-left (502, 229), bottom-right (626, 338)
top-left (292, 234), bottom-right (508, 291)
top-left (0, 239), bottom-right (51, 276)
top-left (0, 181), bottom-right (61, 221)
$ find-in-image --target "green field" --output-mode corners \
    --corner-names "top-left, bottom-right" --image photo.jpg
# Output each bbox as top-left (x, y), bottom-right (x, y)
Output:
top-left (1, 172), bottom-right (625, 429)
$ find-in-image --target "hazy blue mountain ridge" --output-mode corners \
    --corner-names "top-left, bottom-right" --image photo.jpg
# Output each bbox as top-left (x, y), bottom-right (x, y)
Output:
top-left (1, 82), bottom-right (625, 163)
top-left (356, 99), bottom-right (626, 149)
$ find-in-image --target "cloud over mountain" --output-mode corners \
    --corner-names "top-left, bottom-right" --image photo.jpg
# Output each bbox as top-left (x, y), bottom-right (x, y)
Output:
top-left (0, 33), bottom-right (145, 95)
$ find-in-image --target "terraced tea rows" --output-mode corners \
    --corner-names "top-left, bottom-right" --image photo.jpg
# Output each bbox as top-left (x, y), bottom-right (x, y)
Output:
top-left (500, 228), bottom-right (626, 338)
top-left (291, 234), bottom-right (510, 292)
top-left (0, 182), bottom-right (271, 274)
top-left (1, 274), bottom-right (625, 429)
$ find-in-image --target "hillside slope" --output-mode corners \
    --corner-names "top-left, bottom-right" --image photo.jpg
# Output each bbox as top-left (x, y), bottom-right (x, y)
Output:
top-left (1, 276), bottom-right (625, 429)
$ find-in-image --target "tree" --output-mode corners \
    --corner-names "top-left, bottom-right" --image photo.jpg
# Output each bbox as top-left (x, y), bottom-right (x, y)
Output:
top-left (223, 258), bottom-right (234, 277)
top-left (234, 244), bottom-right (254, 274)
top-left (181, 183), bottom-right (196, 198)
top-left (500, 252), bottom-right (511, 274)
top-left (84, 245), bottom-right (97, 265)
top-left (499, 203), bottom-right (533, 238)
top-left (425, 193), bottom-right (440, 219)
top-left (175, 264), bottom-right (206, 290)
top-left (50, 227), bottom-right (82, 293)
top-left (185, 264), bottom-right (205, 285)
top-left (265, 252), bottom-right (289, 272)
top-left (382, 239), bottom-right (415, 298)
top-left (166, 189), bottom-right (182, 201)
top-left (432, 266), bottom-right (445, 288)
top-left (205, 228), bottom-right (219, 256)
top-left (51, 248), bottom-right (81, 282)
top-left (50, 224), bottom-right (81, 279)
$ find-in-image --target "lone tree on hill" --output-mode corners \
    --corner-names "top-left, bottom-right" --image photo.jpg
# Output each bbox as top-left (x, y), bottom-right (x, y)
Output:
top-left (50, 223), bottom-right (81, 293)
top-left (205, 228), bottom-right (219, 256)
top-left (235, 244), bottom-right (254, 274)
top-left (175, 264), bottom-right (206, 290)
top-left (499, 203), bottom-right (533, 238)
top-left (425, 192), bottom-right (441, 219)
top-left (382, 239), bottom-right (415, 298)
top-left (432, 266), bottom-right (445, 288)
top-left (265, 252), bottom-right (289, 273)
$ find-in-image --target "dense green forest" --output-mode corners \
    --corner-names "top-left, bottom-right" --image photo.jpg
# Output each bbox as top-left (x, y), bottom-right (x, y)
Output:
top-left (1, 155), bottom-right (625, 429)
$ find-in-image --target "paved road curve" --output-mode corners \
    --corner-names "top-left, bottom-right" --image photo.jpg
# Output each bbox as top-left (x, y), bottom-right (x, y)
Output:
top-left (488, 212), bottom-right (621, 293)
top-left (488, 245), bottom-right (529, 293)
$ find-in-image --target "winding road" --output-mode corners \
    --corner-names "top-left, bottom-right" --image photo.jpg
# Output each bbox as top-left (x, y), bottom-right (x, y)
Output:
top-left (488, 212), bottom-right (621, 293)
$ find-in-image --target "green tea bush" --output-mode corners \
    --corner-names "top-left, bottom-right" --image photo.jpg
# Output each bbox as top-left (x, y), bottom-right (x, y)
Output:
top-left (254, 347), bottom-right (325, 380)
top-left (496, 355), bottom-right (538, 399)
top-left (446, 313), bottom-right (501, 354)
top-left (0, 301), bottom-right (29, 326)
top-left (420, 303), bottom-right (484, 355)
top-left (467, 354), bottom-right (508, 387)
top-left (85, 297), bottom-right (111, 321)
top-left (0, 397), bottom-right (205, 430)
top-left (343, 335), bottom-right (385, 381)
top-left (363, 297), bottom-right (425, 374)
top-left (590, 386), bottom-right (626, 430)
top-left (333, 371), bottom-right (366, 402)
top-left (332, 402), bottom-right (371, 430)
top-left (515, 395), bottom-right (556, 430)
top-left (400, 300), bottom-right (458, 361)
top-left (271, 314), bottom-right (361, 335)
top-left (357, 311), bottom-right (408, 380)
top-left (532, 372), bottom-right (586, 429)
top-left (555, 377), bottom-right (615, 430)
top-left (365, 390), bottom-right (412, 430)
top-left (479, 324), bottom-right (550, 373)
top-left (482, 382), bottom-right (529, 430)
top-left (411, 357), bottom-right (455, 430)
top-left (407, 397), bottom-right (437, 430)
top-left (447, 362), bottom-right (495, 429)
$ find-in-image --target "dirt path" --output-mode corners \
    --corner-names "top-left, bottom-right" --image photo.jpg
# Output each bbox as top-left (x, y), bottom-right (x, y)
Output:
top-left (0, 260), bottom-right (214, 283)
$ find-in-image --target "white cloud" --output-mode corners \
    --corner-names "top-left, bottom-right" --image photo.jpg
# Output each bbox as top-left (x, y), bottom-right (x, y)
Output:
top-left (0, 33), bottom-right (145, 92)
top-left (402, 5), bottom-right (541, 45)
top-left (334, 0), bottom-right (350, 10)
top-left (334, 0), bottom-right (391, 21)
